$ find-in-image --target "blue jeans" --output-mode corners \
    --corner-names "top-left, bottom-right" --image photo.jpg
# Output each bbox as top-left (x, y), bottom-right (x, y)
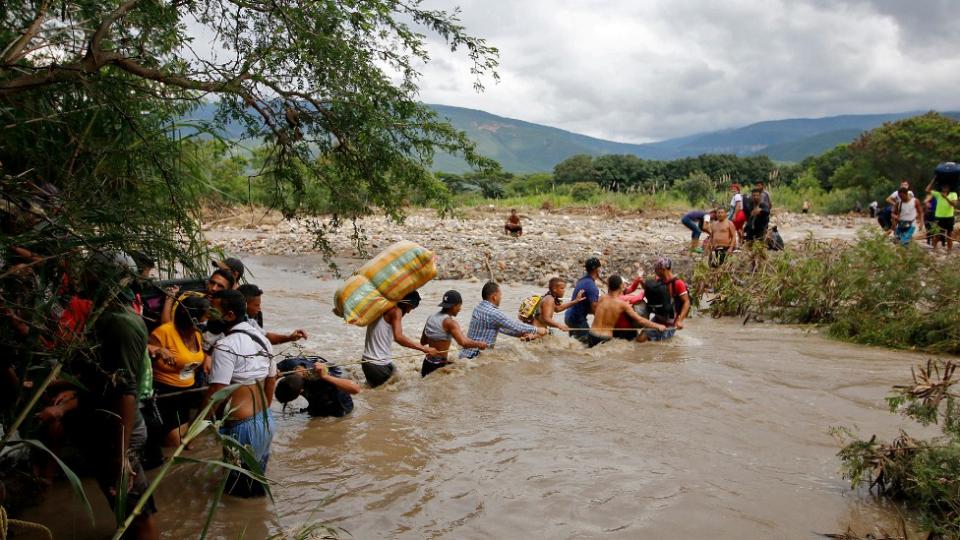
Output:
top-left (220, 410), bottom-right (274, 497)
top-left (895, 220), bottom-right (916, 246)
top-left (681, 216), bottom-right (702, 239)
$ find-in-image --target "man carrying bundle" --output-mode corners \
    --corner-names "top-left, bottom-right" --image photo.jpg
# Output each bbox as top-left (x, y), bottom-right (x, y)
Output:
top-left (361, 291), bottom-right (439, 388)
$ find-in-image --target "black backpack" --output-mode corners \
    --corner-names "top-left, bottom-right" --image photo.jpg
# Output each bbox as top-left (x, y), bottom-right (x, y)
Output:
top-left (642, 278), bottom-right (676, 320)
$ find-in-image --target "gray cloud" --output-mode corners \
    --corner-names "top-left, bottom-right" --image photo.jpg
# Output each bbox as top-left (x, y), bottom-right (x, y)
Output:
top-left (414, 0), bottom-right (960, 142)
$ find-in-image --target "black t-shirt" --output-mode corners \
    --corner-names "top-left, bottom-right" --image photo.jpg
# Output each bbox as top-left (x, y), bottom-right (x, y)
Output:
top-left (277, 357), bottom-right (354, 417)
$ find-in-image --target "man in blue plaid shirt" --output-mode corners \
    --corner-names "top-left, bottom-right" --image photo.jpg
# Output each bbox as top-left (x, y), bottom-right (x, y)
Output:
top-left (459, 282), bottom-right (546, 359)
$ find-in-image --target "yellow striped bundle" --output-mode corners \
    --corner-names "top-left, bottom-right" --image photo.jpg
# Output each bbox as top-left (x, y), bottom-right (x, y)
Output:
top-left (333, 241), bottom-right (437, 326)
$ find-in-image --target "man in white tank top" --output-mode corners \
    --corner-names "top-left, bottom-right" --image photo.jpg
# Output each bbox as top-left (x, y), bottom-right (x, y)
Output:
top-left (892, 187), bottom-right (925, 246)
top-left (361, 290), bottom-right (439, 387)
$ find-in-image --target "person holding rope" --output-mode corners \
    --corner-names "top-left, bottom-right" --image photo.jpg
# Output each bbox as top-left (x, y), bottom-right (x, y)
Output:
top-left (274, 357), bottom-right (361, 417)
top-left (565, 257), bottom-right (602, 344)
top-left (586, 275), bottom-right (666, 347)
top-left (419, 290), bottom-right (488, 377)
top-left (637, 257), bottom-right (690, 342)
top-left (361, 290), bottom-right (439, 388)
top-left (459, 282), bottom-right (545, 359)
top-left (148, 294), bottom-right (210, 448)
top-left (520, 278), bottom-right (586, 333)
top-left (203, 289), bottom-right (276, 498)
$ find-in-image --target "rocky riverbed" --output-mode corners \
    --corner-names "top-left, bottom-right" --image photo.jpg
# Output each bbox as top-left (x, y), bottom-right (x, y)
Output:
top-left (204, 207), bottom-right (874, 284)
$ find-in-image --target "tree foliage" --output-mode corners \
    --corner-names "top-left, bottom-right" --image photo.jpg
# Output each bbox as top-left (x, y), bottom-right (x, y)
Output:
top-left (831, 112), bottom-right (960, 200)
top-left (1, 0), bottom-right (500, 227)
top-left (549, 153), bottom-right (784, 193)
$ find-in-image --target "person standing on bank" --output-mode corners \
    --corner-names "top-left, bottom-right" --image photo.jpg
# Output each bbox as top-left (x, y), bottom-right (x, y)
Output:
top-left (565, 257), bottom-right (602, 343)
top-left (420, 290), bottom-right (488, 377)
top-left (361, 291), bottom-right (439, 387)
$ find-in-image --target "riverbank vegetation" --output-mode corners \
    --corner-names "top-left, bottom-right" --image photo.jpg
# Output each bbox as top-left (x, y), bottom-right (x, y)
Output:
top-left (693, 233), bottom-right (960, 355)
top-left (833, 359), bottom-right (960, 536)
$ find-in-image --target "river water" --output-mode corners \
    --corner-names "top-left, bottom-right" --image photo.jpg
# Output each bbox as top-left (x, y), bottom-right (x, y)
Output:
top-left (31, 255), bottom-right (931, 539)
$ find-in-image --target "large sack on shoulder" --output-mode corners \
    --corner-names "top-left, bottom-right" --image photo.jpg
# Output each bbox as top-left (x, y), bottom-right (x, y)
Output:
top-left (333, 241), bottom-right (436, 326)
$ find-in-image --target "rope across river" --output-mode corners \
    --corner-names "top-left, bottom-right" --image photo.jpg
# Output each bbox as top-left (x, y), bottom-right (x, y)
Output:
top-left (153, 325), bottom-right (669, 400)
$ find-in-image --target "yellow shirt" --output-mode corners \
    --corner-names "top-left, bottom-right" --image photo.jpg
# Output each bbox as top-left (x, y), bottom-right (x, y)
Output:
top-left (150, 322), bottom-right (204, 388)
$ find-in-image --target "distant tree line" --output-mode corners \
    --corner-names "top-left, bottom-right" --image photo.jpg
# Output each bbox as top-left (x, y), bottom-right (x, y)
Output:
top-left (434, 112), bottom-right (960, 211)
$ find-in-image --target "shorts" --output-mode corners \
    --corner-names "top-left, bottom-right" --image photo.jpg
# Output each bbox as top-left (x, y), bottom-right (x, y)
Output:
top-left (91, 412), bottom-right (158, 518)
top-left (681, 216), bottom-right (702, 239)
top-left (710, 248), bottom-right (728, 267)
top-left (586, 332), bottom-right (612, 348)
top-left (220, 411), bottom-right (274, 498)
top-left (643, 327), bottom-right (677, 342)
top-left (895, 220), bottom-right (916, 246)
top-left (155, 382), bottom-right (200, 433)
top-left (936, 217), bottom-right (955, 240)
top-left (421, 357), bottom-right (449, 377)
top-left (362, 361), bottom-right (395, 388)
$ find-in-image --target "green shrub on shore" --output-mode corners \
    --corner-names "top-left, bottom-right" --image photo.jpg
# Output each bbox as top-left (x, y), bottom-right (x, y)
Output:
top-left (693, 232), bottom-right (960, 355)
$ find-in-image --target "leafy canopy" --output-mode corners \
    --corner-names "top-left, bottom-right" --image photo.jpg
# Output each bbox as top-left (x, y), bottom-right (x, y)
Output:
top-left (1, 0), bottom-right (500, 227)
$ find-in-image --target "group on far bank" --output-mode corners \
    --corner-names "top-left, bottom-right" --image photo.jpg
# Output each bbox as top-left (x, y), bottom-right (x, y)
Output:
top-left (680, 181), bottom-right (783, 267)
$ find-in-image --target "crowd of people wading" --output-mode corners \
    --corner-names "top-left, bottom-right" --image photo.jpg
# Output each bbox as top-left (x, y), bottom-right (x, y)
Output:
top-left (1, 161), bottom-right (957, 538)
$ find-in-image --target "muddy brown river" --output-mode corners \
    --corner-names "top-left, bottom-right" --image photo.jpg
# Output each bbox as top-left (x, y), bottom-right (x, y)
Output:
top-left (28, 255), bottom-right (932, 539)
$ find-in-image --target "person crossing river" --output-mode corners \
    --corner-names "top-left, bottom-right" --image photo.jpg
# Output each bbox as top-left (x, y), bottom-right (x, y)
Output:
top-left (361, 291), bottom-right (440, 388)
top-left (419, 290), bottom-right (488, 377)
top-left (587, 275), bottom-right (666, 347)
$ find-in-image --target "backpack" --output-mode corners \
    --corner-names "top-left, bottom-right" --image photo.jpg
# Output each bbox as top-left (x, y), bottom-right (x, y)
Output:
top-left (518, 294), bottom-right (544, 324)
top-left (642, 278), bottom-right (676, 321)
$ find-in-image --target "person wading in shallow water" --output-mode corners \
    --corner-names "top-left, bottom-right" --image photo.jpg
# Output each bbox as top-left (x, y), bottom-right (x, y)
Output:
top-left (459, 282), bottom-right (545, 359)
top-left (203, 289), bottom-right (276, 498)
top-left (419, 290), bottom-right (488, 377)
top-left (525, 278), bottom-right (585, 332)
top-left (361, 291), bottom-right (439, 387)
top-left (565, 257), bottom-right (602, 343)
top-left (587, 275), bottom-right (665, 347)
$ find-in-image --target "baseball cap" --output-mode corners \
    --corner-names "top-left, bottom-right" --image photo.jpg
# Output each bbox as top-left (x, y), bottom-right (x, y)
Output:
top-left (585, 257), bottom-right (602, 272)
top-left (439, 290), bottom-right (463, 308)
top-left (212, 257), bottom-right (245, 279)
top-left (653, 256), bottom-right (672, 271)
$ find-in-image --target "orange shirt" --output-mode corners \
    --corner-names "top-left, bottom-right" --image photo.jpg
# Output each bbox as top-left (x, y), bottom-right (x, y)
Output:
top-left (150, 322), bottom-right (204, 388)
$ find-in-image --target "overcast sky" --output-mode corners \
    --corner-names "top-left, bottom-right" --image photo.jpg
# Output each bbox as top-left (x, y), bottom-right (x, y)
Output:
top-left (414, 0), bottom-right (960, 143)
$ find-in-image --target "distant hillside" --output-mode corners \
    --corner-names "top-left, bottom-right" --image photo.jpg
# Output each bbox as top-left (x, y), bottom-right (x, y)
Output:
top-left (183, 103), bottom-right (960, 173)
top-left (429, 106), bottom-right (960, 172)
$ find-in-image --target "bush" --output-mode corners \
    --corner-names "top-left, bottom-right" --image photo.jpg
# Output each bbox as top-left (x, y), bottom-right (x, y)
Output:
top-left (693, 232), bottom-right (960, 354)
top-left (569, 182), bottom-right (602, 201)
top-left (675, 171), bottom-right (715, 206)
top-left (833, 359), bottom-right (960, 536)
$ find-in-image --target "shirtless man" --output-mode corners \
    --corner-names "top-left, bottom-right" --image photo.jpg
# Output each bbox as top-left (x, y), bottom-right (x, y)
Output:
top-left (708, 207), bottom-right (737, 267)
top-left (586, 275), bottom-right (666, 348)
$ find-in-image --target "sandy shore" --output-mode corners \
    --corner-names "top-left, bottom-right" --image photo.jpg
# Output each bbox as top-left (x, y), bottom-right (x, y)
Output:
top-left (204, 207), bottom-right (875, 284)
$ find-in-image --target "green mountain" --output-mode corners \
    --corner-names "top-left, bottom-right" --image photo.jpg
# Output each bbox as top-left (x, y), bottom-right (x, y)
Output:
top-left (430, 106), bottom-right (960, 172)
top-left (184, 103), bottom-right (960, 173)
